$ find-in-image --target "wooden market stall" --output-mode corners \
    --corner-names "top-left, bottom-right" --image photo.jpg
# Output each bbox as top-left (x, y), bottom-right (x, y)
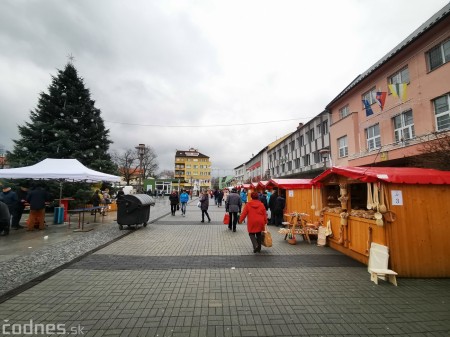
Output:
top-left (312, 166), bottom-right (450, 278)
top-left (266, 178), bottom-right (321, 222)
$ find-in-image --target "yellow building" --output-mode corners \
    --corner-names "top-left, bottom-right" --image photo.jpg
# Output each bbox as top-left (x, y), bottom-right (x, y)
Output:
top-left (174, 148), bottom-right (211, 194)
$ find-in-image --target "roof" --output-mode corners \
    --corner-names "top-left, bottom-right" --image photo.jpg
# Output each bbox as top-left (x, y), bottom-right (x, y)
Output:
top-left (0, 158), bottom-right (120, 182)
top-left (326, 3), bottom-right (450, 108)
top-left (175, 149), bottom-right (209, 159)
top-left (312, 166), bottom-right (450, 185)
top-left (267, 178), bottom-right (313, 189)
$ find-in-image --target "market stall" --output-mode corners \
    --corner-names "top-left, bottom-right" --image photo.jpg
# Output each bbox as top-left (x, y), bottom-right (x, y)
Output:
top-left (311, 166), bottom-right (450, 277)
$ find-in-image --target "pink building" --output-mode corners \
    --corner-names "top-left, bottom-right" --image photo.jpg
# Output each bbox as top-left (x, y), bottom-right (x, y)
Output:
top-left (327, 4), bottom-right (450, 167)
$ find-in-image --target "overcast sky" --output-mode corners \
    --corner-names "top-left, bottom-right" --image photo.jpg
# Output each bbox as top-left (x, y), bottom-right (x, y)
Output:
top-left (1, 0), bottom-right (448, 176)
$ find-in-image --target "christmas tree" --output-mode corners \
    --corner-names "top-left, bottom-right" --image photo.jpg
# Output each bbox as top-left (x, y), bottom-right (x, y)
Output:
top-left (7, 62), bottom-right (117, 175)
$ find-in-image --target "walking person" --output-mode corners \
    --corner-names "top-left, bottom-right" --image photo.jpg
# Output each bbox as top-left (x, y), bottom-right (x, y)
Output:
top-left (199, 191), bottom-right (211, 223)
top-left (179, 190), bottom-right (189, 216)
top-left (217, 190), bottom-right (224, 207)
top-left (169, 190), bottom-right (179, 216)
top-left (274, 191), bottom-right (286, 227)
top-left (0, 185), bottom-right (18, 230)
top-left (239, 192), bottom-right (267, 253)
top-left (11, 185), bottom-right (28, 229)
top-left (26, 184), bottom-right (51, 231)
top-left (226, 188), bottom-right (241, 232)
top-left (91, 189), bottom-right (103, 216)
top-left (0, 200), bottom-right (10, 236)
top-left (240, 189), bottom-right (248, 206)
top-left (268, 190), bottom-right (278, 225)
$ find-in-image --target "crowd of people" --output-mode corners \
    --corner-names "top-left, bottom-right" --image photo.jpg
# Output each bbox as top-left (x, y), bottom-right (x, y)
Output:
top-left (1, 182), bottom-right (287, 255)
top-left (0, 183), bottom-right (51, 235)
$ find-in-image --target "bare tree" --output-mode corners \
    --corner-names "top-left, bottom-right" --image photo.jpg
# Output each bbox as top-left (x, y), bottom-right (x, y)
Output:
top-left (111, 149), bottom-right (139, 185)
top-left (141, 146), bottom-right (159, 179)
top-left (413, 133), bottom-right (450, 171)
top-left (157, 169), bottom-right (174, 179)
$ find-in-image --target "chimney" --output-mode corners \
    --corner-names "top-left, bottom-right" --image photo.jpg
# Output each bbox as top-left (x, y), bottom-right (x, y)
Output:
top-left (296, 123), bottom-right (304, 130)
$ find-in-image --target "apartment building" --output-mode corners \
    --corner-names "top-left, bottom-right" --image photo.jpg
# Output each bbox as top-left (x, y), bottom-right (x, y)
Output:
top-left (174, 148), bottom-right (211, 192)
top-left (327, 3), bottom-right (450, 167)
top-left (234, 134), bottom-right (290, 184)
top-left (268, 111), bottom-right (331, 179)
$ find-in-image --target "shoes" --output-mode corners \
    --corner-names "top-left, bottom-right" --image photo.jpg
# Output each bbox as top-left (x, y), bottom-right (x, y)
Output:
top-left (228, 227), bottom-right (232, 230)
top-left (253, 247), bottom-right (258, 253)
top-left (13, 225), bottom-right (24, 230)
top-left (208, 219), bottom-right (211, 223)
top-left (233, 229), bottom-right (236, 232)
top-left (256, 246), bottom-right (261, 253)
top-left (201, 220), bottom-right (204, 223)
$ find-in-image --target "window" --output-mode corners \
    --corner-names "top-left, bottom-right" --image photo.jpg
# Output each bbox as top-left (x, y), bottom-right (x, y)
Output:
top-left (427, 40), bottom-right (450, 71)
top-left (317, 124), bottom-right (321, 135)
top-left (277, 149), bottom-right (281, 158)
top-left (433, 94), bottom-right (450, 131)
top-left (322, 120), bottom-right (328, 134)
top-left (338, 136), bottom-right (348, 158)
top-left (313, 151), bottom-right (320, 164)
top-left (389, 67), bottom-right (410, 85)
top-left (298, 135), bottom-right (304, 147)
top-left (393, 110), bottom-right (415, 142)
top-left (308, 129), bottom-right (315, 143)
top-left (287, 161), bottom-right (292, 171)
top-left (283, 145), bottom-right (288, 155)
top-left (339, 105), bottom-right (350, 119)
top-left (366, 124), bottom-right (381, 151)
top-left (295, 158), bottom-right (300, 169)
top-left (362, 88), bottom-right (376, 106)
top-left (289, 141), bottom-right (295, 152)
top-left (302, 154), bottom-right (310, 166)
top-left (273, 152), bottom-right (276, 160)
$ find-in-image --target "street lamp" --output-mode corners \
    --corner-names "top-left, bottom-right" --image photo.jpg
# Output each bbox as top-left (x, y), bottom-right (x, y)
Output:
top-left (136, 144), bottom-right (146, 193)
top-left (319, 148), bottom-right (331, 168)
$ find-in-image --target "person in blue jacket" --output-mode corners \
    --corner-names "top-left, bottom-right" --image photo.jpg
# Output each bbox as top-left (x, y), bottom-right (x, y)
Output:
top-left (179, 190), bottom-right (189, 217)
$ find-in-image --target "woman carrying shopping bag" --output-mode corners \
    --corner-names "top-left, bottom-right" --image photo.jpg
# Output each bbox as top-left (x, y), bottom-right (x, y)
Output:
top-left (239, 192), bottom-right (267, 253)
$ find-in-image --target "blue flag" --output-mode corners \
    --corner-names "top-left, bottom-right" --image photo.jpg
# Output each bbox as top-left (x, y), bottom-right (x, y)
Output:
top-left (362, 99), bottom-right (373, 116)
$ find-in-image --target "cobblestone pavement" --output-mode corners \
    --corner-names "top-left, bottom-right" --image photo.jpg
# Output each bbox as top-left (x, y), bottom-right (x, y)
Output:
top-left (0, 198), bottom-right (449, 336)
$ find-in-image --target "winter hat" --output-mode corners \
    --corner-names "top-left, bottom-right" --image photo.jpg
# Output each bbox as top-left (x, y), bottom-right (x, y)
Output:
top-left (251, 192), bottom-right (259, 199)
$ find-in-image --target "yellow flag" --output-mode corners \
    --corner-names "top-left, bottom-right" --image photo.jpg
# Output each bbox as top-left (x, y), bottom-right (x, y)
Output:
top-left (388, 83), bottom-right (407, 102)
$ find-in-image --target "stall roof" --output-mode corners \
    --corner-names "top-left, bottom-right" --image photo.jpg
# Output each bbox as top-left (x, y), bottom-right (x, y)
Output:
top-left (267, 178), bottom-right (313, 189)
top-left (257, 181), bottom-right (269, 189)
top-left (312, 166), bottom-right (450, 185)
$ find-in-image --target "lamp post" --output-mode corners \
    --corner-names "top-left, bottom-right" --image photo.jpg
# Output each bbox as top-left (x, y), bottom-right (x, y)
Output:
top-left (136, 144), bottom-right (146, 193)
top-left (319, 148), bottom-right (331, 168)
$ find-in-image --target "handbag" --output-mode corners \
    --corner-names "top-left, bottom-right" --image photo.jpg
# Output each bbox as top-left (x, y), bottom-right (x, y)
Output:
top-left (223, 213), bottom-right (230, 224)
top-left (197, 201), bottom-right (201, 208)
top-left (261, 225), bottom-right (272, 247)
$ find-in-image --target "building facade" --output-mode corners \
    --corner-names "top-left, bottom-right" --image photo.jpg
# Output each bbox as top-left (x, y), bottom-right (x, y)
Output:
top-left (268, 111), bottom-right (331, 179)
top-left (327, 4), bottom-right (450, 167)
top-left (174, 148), bottom-right (211, 193)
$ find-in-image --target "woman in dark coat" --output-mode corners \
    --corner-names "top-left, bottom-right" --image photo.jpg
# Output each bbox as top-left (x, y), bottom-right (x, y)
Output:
top-left (199, 191), bottom-right (211, 223)
top-left (169, 190), bottom-right (179, 216)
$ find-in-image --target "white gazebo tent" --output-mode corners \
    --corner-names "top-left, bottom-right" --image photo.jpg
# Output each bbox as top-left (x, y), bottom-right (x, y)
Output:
top-left (0, 158), bottom-right (120, 205)
top-left (0, 158), bottom-right (120, 182)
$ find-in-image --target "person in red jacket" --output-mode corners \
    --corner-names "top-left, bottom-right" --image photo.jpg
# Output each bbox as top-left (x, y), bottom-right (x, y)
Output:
top-left (239, 192), bottom-right (268, 253)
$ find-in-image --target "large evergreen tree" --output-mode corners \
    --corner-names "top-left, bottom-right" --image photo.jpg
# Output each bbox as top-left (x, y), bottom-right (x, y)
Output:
top-left (7, 62), bottom-right (117, 174)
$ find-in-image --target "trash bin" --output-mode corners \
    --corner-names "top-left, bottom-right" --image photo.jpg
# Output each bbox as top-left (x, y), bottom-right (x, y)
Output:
top-left (54, 207), bottom-right (64, 224)
top-left (117, 194), bottom-right (155, 230)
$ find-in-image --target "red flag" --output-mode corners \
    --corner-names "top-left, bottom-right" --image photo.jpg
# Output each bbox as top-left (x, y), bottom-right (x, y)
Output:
top-left (376, 92), bottom-right (387, 110)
